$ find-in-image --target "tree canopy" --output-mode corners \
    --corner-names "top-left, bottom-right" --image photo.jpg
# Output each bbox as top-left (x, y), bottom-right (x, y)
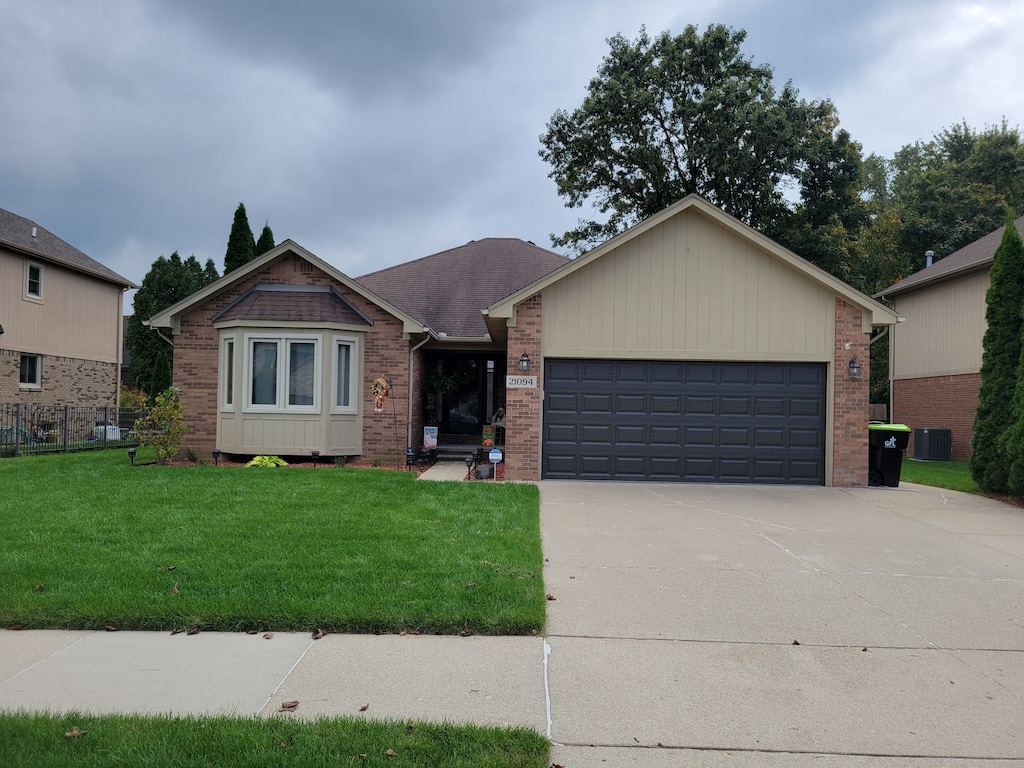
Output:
top-left (126, 252), bottom-right (219, 398)
top-left (255, 222), bottom-right (275, 257)
top-left (539, 24), bottom-right (857, 269)
top-left (224, 202), bottom-right (256, 273)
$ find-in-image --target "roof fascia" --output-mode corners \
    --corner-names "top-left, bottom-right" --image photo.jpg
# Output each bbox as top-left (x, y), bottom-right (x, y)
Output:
top-left (874, 260), bottom-right (992, 301)
top-left (0, 238), bottom-right (137, 289)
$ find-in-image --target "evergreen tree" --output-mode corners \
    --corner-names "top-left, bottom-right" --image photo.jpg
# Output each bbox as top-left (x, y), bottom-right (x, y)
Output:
top-left (126, 252), bottom-right (219, 398)
top-left (255, 223), bottom-right (275, 256)
top-left (971, 213), bottom-right (1024, 493)
top-left (224, 202), bottom-right (256, 273)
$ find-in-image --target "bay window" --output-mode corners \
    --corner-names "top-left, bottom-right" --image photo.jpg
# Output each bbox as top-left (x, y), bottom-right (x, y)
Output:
top-left (244, 334), bottom-right (321, 412)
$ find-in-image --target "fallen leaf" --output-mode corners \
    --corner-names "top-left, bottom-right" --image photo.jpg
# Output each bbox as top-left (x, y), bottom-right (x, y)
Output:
top-left (384, 748), bottom-right (397, 757)
top-left (246, 629), bottom-right (258, 635)
top-left (465, 582), bottom-right (476, 588)
top-left (104, 626), bottom-right (118, 632)
top-left (409, 629), bottom-right (419, 635)
top-left (8, 624), bottom-right (24, 630)
top-left (862, 647), bottom-right (868, 652)
top-left (167, 565), bottom-right (177, 571)
top-left (34, 584), bottom-right (46, 592)
top-left (171, 584), bottom-right (179, 595)
top-left (359, 754), bottom-right (368, 760)
top-left (546, 593), bottom-right (557, 601)
top-left (170, 628), bottom-right (183, 635)
top-left (792, 640), bottom-right (800, 645)
top-left (65, 726), bottom-right (86, 739)
top-left (358, 703), bottom-right (369, 712)
top-left (459, 629), bottom-right (473, 637)
top-left (187, 627), bottom-right (200, 636)
top-left (280, 700), bottom-right (299, 712)
top-left (263, 632), bottom-right (274, 639)
top-left (312, 628), bottom-right (327, 640)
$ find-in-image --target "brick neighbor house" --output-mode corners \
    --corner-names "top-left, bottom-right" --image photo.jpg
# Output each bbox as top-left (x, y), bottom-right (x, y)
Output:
top-left (148, 195), bottom-right (897, 486)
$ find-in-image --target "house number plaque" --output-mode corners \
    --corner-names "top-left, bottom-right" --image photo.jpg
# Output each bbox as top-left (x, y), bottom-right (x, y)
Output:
top-left (506, 375), bottom-right (537, 388)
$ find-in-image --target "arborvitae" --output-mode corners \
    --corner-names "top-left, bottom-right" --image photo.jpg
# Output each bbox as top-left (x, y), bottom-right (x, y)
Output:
top-left (224, 203), bottom-right (256, 273)
top-left (255, 223), bottom-right (275, 256)
top-left (971, 213), bottom-right (1024, 492)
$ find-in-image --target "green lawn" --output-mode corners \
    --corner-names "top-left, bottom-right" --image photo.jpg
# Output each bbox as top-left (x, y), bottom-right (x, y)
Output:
top-left (0, 450), bottom-right (545, 635)
top-left (900, 459), bottom-right (981, 494)
top-left (0, 712), bottom-right (549, 768)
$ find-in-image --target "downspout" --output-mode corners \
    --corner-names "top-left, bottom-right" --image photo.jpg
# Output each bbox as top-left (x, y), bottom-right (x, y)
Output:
top-left (407, 329), bottom-right (432, 451)
top-left (142, 320), bottom-right (174, 347)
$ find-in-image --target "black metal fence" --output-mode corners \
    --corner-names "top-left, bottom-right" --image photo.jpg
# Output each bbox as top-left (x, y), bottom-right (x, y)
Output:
top-left (0, 403), bottom-right (146, 457)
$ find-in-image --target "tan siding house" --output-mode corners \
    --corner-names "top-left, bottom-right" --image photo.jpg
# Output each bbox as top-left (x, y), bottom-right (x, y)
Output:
top-left (876, 216), bottom-right (1024, 461)
top-left (0, 208), bottom-right (134, 407)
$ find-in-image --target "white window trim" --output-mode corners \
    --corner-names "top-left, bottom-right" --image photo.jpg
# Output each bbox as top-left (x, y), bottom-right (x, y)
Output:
top-left (19, 353), bottom-right (42, 389)
top-left (242, 333), bottom-right (322, 414)
top-left (220, 336), bottom-right (236, 411)
top-left (330, 334), bottom-right (360, 414)
top-left (25, 262), bottom-right (43, 300)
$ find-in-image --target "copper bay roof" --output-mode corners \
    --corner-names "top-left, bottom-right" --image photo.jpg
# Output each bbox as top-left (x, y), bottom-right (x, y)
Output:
top-left (355, 238), bottom-right (569, 338)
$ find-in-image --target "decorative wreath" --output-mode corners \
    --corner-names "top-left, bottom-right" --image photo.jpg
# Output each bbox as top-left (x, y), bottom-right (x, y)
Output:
top-left (372, 377), bottom-right (390, 412)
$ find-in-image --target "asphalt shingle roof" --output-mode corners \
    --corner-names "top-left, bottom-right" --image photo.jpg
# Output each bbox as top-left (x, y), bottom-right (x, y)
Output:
top-left (212, 286), bottom-right (372, 325)
top-left (0, 207), bottom-right (134, 287)
top-left (355, 238), bottom-right (569, 338)
top-left (878, 215), bottom-right (1024, 298)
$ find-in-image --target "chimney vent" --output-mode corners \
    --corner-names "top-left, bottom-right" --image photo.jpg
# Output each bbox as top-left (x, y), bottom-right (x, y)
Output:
top-left (925, 250), bottom-right (934, 268)
top-left (31, 226), bottom-right (37, 238)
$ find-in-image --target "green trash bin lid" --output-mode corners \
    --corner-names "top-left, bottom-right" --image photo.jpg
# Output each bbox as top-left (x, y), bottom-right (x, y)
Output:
top-left (868, 423), bottom-right (911, 432)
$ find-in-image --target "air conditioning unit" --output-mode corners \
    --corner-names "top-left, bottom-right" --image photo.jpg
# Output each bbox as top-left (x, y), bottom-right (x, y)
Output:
top-left (914, 428), bottom-right (951, 461)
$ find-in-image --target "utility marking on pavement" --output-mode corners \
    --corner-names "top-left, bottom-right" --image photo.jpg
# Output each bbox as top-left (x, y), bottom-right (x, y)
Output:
top-left (259, 637), bottom-right (318, 715)
top-left (542, 640), bottom-right (552, 739)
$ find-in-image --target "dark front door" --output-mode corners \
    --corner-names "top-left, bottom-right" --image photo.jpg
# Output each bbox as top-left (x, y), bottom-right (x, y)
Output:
top-left (427, 354), bottom-right (505, 442)
top-left (542, 359), bottom-right (826, 484)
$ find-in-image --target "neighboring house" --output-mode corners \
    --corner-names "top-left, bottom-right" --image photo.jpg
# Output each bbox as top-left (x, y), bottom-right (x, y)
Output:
top-left (875, 215), bottom-right (1024, 461)
top-left (149, 195), bottom-right (896, 486)
top-left (0, 208), bottom-right (135, 407)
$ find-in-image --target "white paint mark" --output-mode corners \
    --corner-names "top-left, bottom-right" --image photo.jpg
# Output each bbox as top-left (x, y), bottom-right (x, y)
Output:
top-left (543, 640), bottom-right (552, 739)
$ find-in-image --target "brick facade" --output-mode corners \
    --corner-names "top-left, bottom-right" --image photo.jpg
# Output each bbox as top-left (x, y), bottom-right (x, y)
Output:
top-left (832, 298), bottom-right (871, 487)
top-left (504, 294), bottom-right (543, 481)
top-left (0, 348), bottom-right (118, 407)
top-left (171, 253), bottom-right (414, 461)
top-left (893, 373), bottom-right (979, 461)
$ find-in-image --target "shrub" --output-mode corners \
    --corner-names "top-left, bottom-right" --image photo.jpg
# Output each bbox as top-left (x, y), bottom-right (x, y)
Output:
top-left (133, 387), bottom-right (188, 465)
top-left (245, 455), bottom-right (288, 468)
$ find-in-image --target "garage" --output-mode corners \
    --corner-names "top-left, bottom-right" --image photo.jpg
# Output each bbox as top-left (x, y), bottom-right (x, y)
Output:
top-left (543, 359), bottom-right (826, 484)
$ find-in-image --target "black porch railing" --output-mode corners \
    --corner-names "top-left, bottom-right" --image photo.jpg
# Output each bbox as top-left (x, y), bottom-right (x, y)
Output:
top-left (0, 403), bottom-right (145, 457)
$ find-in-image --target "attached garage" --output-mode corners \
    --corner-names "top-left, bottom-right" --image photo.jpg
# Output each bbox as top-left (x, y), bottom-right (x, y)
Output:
top-left (543, 359), bottom-right (825, 483)
top-left (485, 194), bottom-right (899, 487)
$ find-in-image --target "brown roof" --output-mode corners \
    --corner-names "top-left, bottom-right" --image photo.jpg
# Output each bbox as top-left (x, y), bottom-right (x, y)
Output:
top-left (878, 215), bottom-right (1024, 298)
top-left (356, 238), bottom-right (569, 338)
top-left (0, 207), bottom-right (135, 288)
top-left (213, 285), bottom-right (373, 325)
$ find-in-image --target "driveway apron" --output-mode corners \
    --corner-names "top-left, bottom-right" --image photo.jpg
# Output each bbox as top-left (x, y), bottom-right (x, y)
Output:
top-left (540, 480), bottom-right (1024, 767)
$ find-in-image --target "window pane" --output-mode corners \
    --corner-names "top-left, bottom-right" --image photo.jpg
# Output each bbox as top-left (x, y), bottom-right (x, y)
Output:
top-left (19, 354), bottom-right (39, 385)
top-left (288, 342), bottom-right (315, 406)
top-left (251, 341), bottom-right (278, 405)
top-left (27, 265), bottom-right (41, 297)
top-left (225, 340), bottom-right (234, 405)
top-left (336, 343), bottom-right (351, 406)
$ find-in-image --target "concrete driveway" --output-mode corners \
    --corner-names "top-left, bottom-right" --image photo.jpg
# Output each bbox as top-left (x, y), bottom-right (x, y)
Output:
top-left (541, 481), bottom-right (1024, 767)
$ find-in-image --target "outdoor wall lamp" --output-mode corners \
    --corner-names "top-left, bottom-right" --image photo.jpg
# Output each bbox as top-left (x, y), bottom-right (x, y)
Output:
top-left (311, 449), bottom-right (320, 468)
top-left (127, 447), bottom-right (137, 466)
top-left (849, 355), bottom-right (862, 379)
top-left (211, 448), bottom-right (221, 466)
top-left (519, 352), bottom-right (531, 372)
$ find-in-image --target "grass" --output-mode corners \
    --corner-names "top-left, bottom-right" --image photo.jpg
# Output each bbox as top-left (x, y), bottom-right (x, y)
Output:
top-left (0, 711), bottom-right (549, 767)
top-left (0, 450), bottom-right (545, 634)
top-left (900, 458), bottom-right (981, 494)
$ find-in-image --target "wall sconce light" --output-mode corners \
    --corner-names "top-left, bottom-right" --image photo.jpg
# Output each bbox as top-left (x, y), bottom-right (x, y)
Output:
top-left (211, 448), bottom-right (221, 466)
top-left (311, 449), bottom-right (320, 468)
top-left (518, 352), bottom-right (531, 372)
top-left (0, 324), bottom-right (4, 335)
top-left (127, 447), bottom-right (137, 466)
top-left (849, 355), bottom-right (862, 379)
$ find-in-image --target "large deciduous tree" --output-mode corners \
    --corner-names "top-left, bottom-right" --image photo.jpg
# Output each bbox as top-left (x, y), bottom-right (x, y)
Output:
top-left (127, 252), bottom-right (219, 398)
top-left (971, 213), bottom-right (1024, 493)
top-left (224, 202), bottom-right (256, 273)
top-left (539, 24), bottom-right (859, 269)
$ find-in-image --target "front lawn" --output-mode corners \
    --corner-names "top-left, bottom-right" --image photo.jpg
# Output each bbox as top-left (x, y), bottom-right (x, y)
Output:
top-left (0, 451), bottom-right (544, 634)
top-left (0, 712), bottom-right (549, 768)
top-left (900, 459), bottom-right (981, 494)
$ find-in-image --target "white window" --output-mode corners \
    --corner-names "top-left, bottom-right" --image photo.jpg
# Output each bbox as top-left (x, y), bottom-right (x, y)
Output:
top-left (221, 338), bottom-right (235, 409)
top-left (244, 334), bottom-right (321, 412)
top-left (19, 354), bottom-right (41, 388)
top-left (26, 262), bottom-right (42, 299)
top-left (331, 335), bottom-right (359, 413)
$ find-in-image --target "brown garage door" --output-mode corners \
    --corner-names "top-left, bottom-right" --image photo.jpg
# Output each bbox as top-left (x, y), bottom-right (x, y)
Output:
top-left (543, 359), bottom-right (826, 484)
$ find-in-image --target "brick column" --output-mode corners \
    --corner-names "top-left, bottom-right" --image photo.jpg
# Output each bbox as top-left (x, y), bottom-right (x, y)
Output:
top-left (504, 294), bottom-right (542, 481)
top-left (832, 298), bottom-right (870, 486)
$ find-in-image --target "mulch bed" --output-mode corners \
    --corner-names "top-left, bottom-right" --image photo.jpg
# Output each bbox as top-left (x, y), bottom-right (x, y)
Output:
top-left (166, 455), bottom-right (506, 480)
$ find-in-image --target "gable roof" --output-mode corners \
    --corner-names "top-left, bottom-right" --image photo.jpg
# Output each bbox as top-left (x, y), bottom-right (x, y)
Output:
top-left (148, 240), bottom-right (424, 334)
top-left (212, 285), bottom-right (374, 326)
top-left (486, 194), bottom-right (898, 333)
top-left (0, 207), bottom-right (135, 288)
top-left (876, 215), bottom-right (1024, 300)
top-left (356, 238), bottom-right (569, 339)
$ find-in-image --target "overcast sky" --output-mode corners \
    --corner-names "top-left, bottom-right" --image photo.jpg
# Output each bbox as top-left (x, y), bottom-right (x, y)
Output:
top-left (2, 1), bottom-right (1022, 312)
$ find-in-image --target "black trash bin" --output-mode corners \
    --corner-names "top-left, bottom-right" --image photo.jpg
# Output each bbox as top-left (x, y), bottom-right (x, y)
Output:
top-left (868, 424), bottom-right (911, 487)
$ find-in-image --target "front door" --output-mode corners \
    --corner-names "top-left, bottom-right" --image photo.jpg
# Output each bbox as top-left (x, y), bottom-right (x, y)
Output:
top-left (427, 354), bottom-right (504, 443)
